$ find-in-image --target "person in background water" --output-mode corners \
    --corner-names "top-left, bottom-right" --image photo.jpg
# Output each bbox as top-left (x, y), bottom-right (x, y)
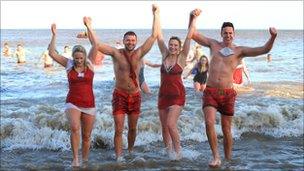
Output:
top-left (232, 59), bottom-right (251, 87)
top-left (156, 6), bottom-right (195, 160)
top-left (183, 55), bottom-right (209, 93)
top-left (189, 9), bottom-right (277, 167)
top-left (2, 42), bottom-right (12, 57)
top-left (61, 45), bottom-right (72, 59)
top-left (76, 31), bottom-right (88, 39)
top-left (266, 53), bottom-right (272, 62)
top-left (139, 59), bottom-right (161, 94)
top-left (15, 43), bottom-right (26, 63)
top-left (49, 24), bottom-right (96, 167)
top-left (83, 4), bottom-right (159, 162)
top-left (76, 31), bottom-right (105, 66)
top-left (40, 45), bottom-right (54, 68)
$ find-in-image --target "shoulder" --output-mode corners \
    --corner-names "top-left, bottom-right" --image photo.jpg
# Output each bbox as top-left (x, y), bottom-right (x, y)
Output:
top-left (86, 60), bottom-right (95, 72)
top-left (65, 59), bottom-right (74, 71)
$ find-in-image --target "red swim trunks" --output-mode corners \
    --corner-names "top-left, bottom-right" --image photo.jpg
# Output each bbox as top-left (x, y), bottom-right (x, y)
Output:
top-left (202, 86), bottom-right (237, 116)
top-left (112, 88), bottom-right (141, 115)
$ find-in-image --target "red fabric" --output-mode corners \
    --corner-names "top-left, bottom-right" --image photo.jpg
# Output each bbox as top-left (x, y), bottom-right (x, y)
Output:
top-left (233, 67), bottom-right (243, 84)
top-left (202, 86), bottom-right (237, 116)
top-left (112, 88), bottom-right (141, 115)
top-left (158, 64), bottom-right (185, 109)
top-left (66, 68), bottom-right (95, 108)
top-left (122, 50), bottom-right (138, 88)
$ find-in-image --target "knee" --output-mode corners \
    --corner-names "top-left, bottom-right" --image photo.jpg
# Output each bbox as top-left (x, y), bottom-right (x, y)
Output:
top-left (166, 122), bottom-right (177, 131)
top-left (115, 129), bottom-right (123, 137)
top-left (70, 125), bottom-right (80, 134)
top-left (128, 127), bottom-right (137, 134)
top-left (82, 133), bottom-right (91, 143)
top-left (222, 127), bottom-right (232, 136)
top-left (205, 120), bottom-right (215, 129)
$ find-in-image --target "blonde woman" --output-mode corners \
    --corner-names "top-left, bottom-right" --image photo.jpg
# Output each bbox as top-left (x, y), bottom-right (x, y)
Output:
top-left (49, 24), bottom-right (96, 167)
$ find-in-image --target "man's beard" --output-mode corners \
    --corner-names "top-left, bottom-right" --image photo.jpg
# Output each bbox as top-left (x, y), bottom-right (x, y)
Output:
top-left (125, 46), bottom-right (135, 51)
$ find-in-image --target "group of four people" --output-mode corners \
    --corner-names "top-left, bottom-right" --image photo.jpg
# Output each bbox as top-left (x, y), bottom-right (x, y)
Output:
top-left (48, 5), bottom-right (277, 168)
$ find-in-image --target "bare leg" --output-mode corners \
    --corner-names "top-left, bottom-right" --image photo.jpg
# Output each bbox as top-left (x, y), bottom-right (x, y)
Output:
top-left (203, 106), bottom-right (221, 168)
top-left (127, 114), bottom-right (140, 153)
top-left (221, 114), bottom-right (233, 160)
top-left (81, 113), bottom-right (95, 162)
top-left (140, 81), bottom-right (152, 94)
top-left (113, 114), bottom-right (125, 159)
top-left (66, 109), bottom-right (81, 167)
top-left (166, 105), bottom-right (182, 159)
top-left (159, 109), bottom-right (172, 152)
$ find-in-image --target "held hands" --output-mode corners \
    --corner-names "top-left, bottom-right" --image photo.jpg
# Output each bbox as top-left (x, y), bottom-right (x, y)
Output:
top-left (191, 9), bottom-right (201, 17)
top-left (269, 27), bottom-right (277, 38)
top-left (83, 16), bottom-right (92, 29)
top-left (51, 23), bottom-right (56, 36)
top-left (152, 4), bottom-right (159, 15)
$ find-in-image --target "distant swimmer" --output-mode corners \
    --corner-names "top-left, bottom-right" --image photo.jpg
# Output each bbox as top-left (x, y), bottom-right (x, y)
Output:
top-left (77, 31), bottom-right (105, 66)
top-left (2, 42), bottom-right (12, 57)
top-left (49, 23), bottom-right (96, 167)
top-left (139, 59), bottom-right (161, 94)
top-left (156, 6), bottom-right (196, 161)
top-left (184, 55), bottom-right (209, 93)
top-left (83, 4), bottom-right (159, 162)
top-left (189, 9), bottom-right (277, 168)
top-left (40, 45), bottom-right (53, 68)
top-left (76, 31), bottom-right (88, 39)
top-left (61, 45), bottom-right (72, 59)
top-left (15, 43), bottom-right (26, 63)
top-left (266, 53), bottom-right (272, 62)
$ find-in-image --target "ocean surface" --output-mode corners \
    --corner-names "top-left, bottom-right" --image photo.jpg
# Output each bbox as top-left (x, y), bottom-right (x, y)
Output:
top-left (1, 29), bottom-right (303, 170)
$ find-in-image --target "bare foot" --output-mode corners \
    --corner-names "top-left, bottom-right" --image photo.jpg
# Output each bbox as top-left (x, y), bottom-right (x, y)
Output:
top-left (175, 151), bottom-right (182, 161)
top-left (208, 158), bottom-right (221, 168)
top-left (116, 156), bottom-right (126, 163)
top-left (71, 159), bottom-right (80, 167)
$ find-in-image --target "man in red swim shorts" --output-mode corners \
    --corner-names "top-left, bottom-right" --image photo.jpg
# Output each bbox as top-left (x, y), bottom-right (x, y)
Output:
top-left (84, 5), bottom-right (159, 162)
top-left (189, 9), bottom-right (277, 167)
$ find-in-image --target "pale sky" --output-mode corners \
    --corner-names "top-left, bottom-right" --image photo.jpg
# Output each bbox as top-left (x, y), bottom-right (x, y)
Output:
top-left (1, 1), bottom-right (303, 30)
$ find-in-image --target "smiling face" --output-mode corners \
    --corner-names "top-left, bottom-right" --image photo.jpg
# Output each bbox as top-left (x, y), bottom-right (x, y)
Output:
top-left (168, 37), bottom-right (181, 55)
top-left (123, 35), bottom-right (137, 51)
top-left (73, 52), bottom-right (86, 67)
top-left (72, 45), bottom-right (87, 67)
top-left (221, 27), bottom-right (235, 45)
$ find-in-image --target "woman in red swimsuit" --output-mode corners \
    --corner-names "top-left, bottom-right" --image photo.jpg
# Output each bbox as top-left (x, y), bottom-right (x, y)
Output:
top-left (49, 24), bottom-right (95, 167)
top-left (156, 8), bottom-right (195, 160)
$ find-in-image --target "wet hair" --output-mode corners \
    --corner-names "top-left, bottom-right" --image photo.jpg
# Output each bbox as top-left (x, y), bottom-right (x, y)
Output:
top-left (169, 36), bottom-right (182, 47)
top-left (72, 45), bottom-right (87, 57)
top-left (72, 45), bottom-right (88, 67)
top-left (221, 22), bottom-right (234, 32)
top-left (123, 31), bottom-right (137, 40)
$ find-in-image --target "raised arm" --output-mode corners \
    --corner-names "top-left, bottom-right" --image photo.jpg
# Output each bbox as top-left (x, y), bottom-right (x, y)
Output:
top-left (136, 4), bottom-right (159, 59)
top-left (156, 5), bottom-right (169, 60)
top-left (83, 16), bottom-right (118, 59)
top-left (178, 10), bottom-right (198, 68)
top-left (189, 9), bottom-right (215, 47)
top-left (48, 24), bottom-right (68, 67)
top-left (241, 27), bottom-right (277, 57)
